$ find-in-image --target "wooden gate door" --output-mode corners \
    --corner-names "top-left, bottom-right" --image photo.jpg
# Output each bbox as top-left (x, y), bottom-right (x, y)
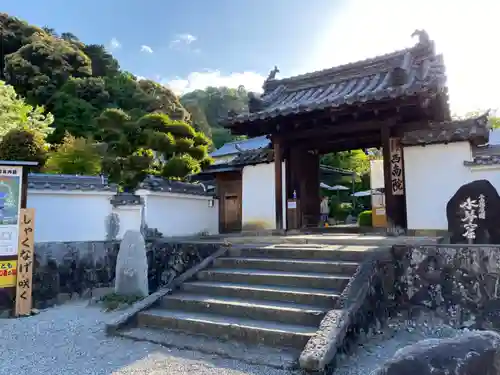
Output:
top-left (217, 172), bottom-right (242, 233)
top-left (224, 194), bottom-right (241, 232)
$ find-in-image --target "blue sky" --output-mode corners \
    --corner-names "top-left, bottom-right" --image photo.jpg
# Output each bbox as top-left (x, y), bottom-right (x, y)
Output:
top-left (2, 0), bottom-right (344, 88)
top-left (2, 0), bottom-right (499, 114)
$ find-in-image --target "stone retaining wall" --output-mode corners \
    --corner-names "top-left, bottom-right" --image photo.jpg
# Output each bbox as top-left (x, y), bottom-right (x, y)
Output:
top-left (393, 244), bottom-right (500, 330)
top-left (322, 244), bottom-right (500, 374)
top-left (0, 240), bottom-right (219, 311)
top-left (301, 247), bottom-right (396, 373)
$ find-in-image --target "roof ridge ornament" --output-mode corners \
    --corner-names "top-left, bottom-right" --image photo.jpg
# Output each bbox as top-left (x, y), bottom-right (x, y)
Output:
top-left (411, 29), bottom-right (431, 46)
top-left (266, 66), bottom-right (280, 81)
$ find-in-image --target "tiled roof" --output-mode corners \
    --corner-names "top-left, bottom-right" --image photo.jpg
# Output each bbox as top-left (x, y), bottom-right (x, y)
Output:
top-left (231, 148), bottom-right (274, 165)
top-left (227, 31), bottom-right (446, 125)
top-left (138, 176), bottom-right (209, 195)
top-left (28, 174), bottom-right (116, 191)
top-left (465, 139), bottom-right (500, 167)
top-left (464, 155), bottom-right (500, 167)
top-left (206, 148), bottom-right (273, 173)
top-left (27, 174), bottom-right (209, 195)
top-left (401, 114), bottom-right (490, 147)
top-left (210, 135), bottom-right (270, 157)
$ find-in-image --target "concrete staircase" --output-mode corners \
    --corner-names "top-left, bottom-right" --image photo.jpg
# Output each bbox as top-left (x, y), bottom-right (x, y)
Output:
top-left (127, 244), bottom-right (374, 365)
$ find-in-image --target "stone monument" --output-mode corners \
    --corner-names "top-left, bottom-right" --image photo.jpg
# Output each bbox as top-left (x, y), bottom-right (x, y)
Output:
top-left (446, 179), bottom-right (500, 244)
top-left (114, 230), bottom-right (149, 297)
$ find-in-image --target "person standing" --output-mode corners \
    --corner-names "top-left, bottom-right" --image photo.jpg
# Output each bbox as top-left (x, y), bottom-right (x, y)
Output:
top-left (320, 196), bottom-right (330, 226)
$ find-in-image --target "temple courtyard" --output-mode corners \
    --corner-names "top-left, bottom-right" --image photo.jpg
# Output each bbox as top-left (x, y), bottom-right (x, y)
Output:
top-left (1, 301), bottom-right (469, 375)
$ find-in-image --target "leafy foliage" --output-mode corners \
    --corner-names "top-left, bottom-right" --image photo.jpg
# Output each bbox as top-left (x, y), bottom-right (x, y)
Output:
top-left (98, 109), bottom-right (210, 191)
top-left (358, 210), bottom-right (373, 227)
top-left (0, 13), bottom-right (191, 143)
top-left (0, 128), bottom-right (47, 168)
top-left (180, 86), bottom-right (250, 147)
top-left (44, 133), bottom-right (102, 175)
top-left (0, 80), bottom-right (54, 137)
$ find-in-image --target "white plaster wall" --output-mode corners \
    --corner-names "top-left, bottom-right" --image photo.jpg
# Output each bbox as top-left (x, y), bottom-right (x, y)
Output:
top-left (112, 205), bottom-right (142, 240)
top-left (140, 191), bottom-right (218, 237)
top-left (241, 162), bottom-right (287, 230)
top-left (404, 142), bottom-right (473, 230)
top-left (27, 190), bottom-right (114, 243)
top-left (370, 160), bottom-right (384, 189)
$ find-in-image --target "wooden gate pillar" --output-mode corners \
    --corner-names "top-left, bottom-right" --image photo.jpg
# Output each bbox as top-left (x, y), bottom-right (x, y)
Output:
top-left (381, 124), bottom-right (407, 228)
top-left (273, 136), bottom-right (284, 230)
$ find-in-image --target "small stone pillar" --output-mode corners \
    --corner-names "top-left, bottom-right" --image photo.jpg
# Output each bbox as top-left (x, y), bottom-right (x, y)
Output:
top-left (110, 193), bottom-right (143, 240)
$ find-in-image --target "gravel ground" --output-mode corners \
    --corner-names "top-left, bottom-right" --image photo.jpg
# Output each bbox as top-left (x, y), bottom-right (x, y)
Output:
top-left (334, 313), bottom-right (469, 375)
top-left (0, 303), bottom-right (467, 375)
top-left (0, 302), bottom-right (297, 375)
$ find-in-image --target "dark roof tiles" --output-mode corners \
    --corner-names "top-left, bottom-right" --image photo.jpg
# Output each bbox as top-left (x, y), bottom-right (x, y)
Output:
top-left (401, 114), bottom-right (491, 147)
top-left (228, 32), bottom-right (446, 125)
top-left (27, 173), bottom-right (209, 195)
top-left (465, 143), bottom-right (500, 167)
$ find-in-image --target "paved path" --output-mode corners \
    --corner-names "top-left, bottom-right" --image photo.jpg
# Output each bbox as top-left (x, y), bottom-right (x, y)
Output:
top-left (0, 302), bottom-right (296, 375)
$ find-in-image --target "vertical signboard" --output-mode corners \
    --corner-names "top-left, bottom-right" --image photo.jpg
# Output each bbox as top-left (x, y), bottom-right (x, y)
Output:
top-left (15, 208), bottom-right (35, 316)
top-left (0, 167), bottom-right (22, 256)
top-left (0, 259), bottom-right (17, 287)
top-left (389, 138), bottom-right (404, 196)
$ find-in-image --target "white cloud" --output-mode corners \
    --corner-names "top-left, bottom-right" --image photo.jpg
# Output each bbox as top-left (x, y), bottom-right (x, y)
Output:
top-left (109, 37), bottom-right (121, 50)
top-left (140, 45), bottom-right (154, 53)
top-left (163, 70), bottom-right (265, 95)
top-left (170, 33), bottom-right (198, 49)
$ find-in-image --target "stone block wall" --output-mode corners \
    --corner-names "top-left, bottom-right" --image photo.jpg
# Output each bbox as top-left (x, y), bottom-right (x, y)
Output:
top-left (392, 244), bottom-right (500, 330)
top-left (0, 240), bottom-right (219, 311)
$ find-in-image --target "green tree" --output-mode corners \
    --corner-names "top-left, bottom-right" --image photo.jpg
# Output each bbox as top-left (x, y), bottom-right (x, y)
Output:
top-left (0, 80), bottom-right (54, 137)
top-left (138, 79), bottom-right (190, 121)
top-left (321, 149), bottom-right (370, 181)
top-left (0, 128), bottom-right (47, 168)
top-left (211, 128), bottom-right (246, 149)
top-left (48, 76), bottom-right (111, 142)
top-left (82, 44), bottom-right (120, 78)
top-left (97, 108), bottom-right (151, 191)
top-left (3, 32), bottom-right (92, 105)
top-left (180, 86), bottom-right (250, 146)
top-left (98, 109), bottom-right (211, 191)
top-left (0, 13), bottom-right (45, 79)
top-left (44, 133), bottom-right (102, 175)
top-left (1, 13), bottom-right (194, 145)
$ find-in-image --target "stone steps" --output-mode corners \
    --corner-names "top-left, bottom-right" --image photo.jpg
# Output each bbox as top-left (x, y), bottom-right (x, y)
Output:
top-left (137, 308), bottom-right (318, 349)
top-left (159, 293), bottom-right (327, 326)
top-left (181, 281), bottom-right (341, 307)
top-left (197, 268), bottom-right (351, 290)
top-left (229, 244), bottom-right (374, 261)
top-left (129, 243), bottom-right (373, 367)
top-left (214, 257), bottom-right (360, 274)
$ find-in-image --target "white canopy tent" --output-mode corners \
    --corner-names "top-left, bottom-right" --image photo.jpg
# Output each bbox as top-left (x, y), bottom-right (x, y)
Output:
top-left (351, 190), bottom-right (372, 197)
top-left (320, 183), bottom-right (349, 191)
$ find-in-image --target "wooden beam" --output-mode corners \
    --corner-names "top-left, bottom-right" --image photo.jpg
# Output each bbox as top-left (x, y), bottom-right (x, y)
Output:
top-left (282, 119), bottom-right (393, 143)
top-left (273, 136), bottom-right (284, 230)
top-left (381, 124), bottom-right (395, 227)
top-left (290, 132), bottom-right (381, 151)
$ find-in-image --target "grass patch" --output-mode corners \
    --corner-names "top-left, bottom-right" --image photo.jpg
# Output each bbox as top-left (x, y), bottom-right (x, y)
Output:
top-left (100, 293), bottom-right (143, 312)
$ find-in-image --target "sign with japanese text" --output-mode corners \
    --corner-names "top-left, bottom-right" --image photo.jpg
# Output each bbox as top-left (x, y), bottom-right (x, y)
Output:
top-left (0, 167), bottom-right (22, 256)
top-left (0, 260), bottom-right (17, 287)
top-left (15, 208), bottom-right (34, 317)
top-left (460, 197), bottom-right (479, 243)
top-left (389, 138), bottom-right (404, 196)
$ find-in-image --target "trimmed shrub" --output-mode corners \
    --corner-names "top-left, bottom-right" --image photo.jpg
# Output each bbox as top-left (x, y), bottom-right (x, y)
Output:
top-left (358, 210), bottom-right (373, 227)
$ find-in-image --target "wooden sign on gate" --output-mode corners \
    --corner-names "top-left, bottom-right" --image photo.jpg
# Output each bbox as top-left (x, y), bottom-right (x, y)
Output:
top-left (15, 208), bottom-right (35, 317)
